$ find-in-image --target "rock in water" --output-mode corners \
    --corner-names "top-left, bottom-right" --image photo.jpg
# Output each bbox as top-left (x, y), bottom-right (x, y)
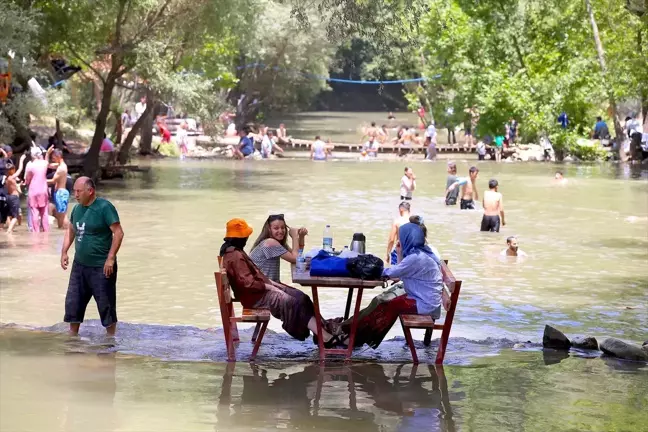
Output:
top-left (600, 338), bottom-right (648, 362)
top-left (543, 325), bottom-right (571, 350)
top-left (571, 336), bottom-right (599, 350)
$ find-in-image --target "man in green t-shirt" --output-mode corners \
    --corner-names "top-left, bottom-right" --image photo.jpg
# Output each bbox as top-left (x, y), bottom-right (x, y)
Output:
top-left (61, 176), bottom-right (124, 336)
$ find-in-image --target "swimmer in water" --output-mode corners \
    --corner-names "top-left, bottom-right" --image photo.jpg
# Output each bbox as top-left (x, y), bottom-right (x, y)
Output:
top-left (500, 236), bottom-right (527, 258)
top-left (555, 171), bottom-right (567, 184)
top-left (481, 179), bottom-right (505, 232)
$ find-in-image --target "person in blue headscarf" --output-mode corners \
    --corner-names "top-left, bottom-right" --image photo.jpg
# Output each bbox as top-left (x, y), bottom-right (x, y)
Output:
top-left (334, 222), bottom-right (445, 349)
top-left (382, 222), bottom-right (444, 316)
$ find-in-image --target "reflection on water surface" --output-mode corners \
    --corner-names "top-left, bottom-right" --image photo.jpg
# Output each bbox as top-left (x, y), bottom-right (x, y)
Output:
top-left (0, 328), bottom-right (646, 432)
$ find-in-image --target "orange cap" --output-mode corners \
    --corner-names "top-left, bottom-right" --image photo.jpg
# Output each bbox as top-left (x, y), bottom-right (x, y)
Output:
top-left (225, 218), bottom-right (253, 238)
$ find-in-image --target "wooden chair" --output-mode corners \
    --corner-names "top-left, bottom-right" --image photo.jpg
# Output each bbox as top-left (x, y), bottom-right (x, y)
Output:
top-left (399, 259), bottom-right (462, 364)
top-left (215, 258), bottom-right (271, 362)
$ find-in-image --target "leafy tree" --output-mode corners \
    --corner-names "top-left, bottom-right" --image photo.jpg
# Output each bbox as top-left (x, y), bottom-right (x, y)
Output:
top-left (0, 1), bottom-right (41, 150)
top-left (230, 0), bottom-right (333, 128)
top-left (33, 0), bottom-right (239, 177)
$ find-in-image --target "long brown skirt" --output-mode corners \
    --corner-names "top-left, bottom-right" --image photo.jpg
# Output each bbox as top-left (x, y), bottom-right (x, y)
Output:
top-left (254, 285), bottom-right (314, 341)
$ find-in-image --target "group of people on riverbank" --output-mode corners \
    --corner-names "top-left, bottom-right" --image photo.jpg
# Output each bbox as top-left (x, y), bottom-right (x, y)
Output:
top-left (233, 124), bottom-right (291, 160)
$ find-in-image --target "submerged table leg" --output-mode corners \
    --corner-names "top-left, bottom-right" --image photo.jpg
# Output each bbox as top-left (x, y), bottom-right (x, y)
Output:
top-left (345, 288), bottom-right (364, 360)
top-left (343, 288), bottom-right (353, 320)
top-left (311, 286), bottom-right (326, 363)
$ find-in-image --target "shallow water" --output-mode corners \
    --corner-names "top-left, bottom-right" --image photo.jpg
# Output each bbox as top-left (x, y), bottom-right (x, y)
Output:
top-left (2, 159), bottom-right (647, 343)
top-left (0, 327), bottom-right (646, 432)
top-left (1, 157), bottom-right (647, 430)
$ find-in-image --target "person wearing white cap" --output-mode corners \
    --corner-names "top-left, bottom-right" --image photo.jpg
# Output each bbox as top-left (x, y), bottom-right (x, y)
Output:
top-left (25, 146), bottom-right (50, 232)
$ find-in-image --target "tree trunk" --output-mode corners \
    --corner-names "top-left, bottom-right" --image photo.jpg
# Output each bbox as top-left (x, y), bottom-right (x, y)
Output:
top-left (93, 79), bottom-right (103, 113)
top-left (83, 76), bottom-right (116, 178)
top-left (139, 110), bottom-right (154, 155)
top-left (117, 100), bottom-right (153, 164)
top-left (112, 109), bottom-right (122, 144)
top-left (55, 119), bottom-right (63, 147)
top-left (584, 0), bottom-right (626, 161)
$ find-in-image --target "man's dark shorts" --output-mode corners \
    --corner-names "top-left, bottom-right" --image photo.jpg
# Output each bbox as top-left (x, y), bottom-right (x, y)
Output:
top-left (480, 215), bottom-right (500, 232)
top-left (400, 195), bottom-right (412, 201)
top-left (64, 260), bottom-right (118, 327)
top-left (460, 199), bottom-right (475, 210)
top-left (7, 195), bottom-right (20, 218)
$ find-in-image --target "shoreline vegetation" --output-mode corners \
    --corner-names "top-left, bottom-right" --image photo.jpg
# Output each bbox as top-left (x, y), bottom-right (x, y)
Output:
top-left (1, 0), bottom-right (646, 176)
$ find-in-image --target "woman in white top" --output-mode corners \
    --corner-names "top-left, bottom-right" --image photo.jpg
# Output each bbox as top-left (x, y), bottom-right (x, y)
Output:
top-left (400, 166), bottom-right (416, 200)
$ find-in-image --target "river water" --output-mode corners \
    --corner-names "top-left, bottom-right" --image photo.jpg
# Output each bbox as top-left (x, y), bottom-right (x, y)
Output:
top-left (1, 157), bottom-right (647, 431)
top-left (266, 111), bottom-right (440, 143)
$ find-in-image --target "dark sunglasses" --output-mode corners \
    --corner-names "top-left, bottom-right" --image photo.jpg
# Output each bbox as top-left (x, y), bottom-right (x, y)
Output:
top-left (267, 214), bottom-right (285, 223)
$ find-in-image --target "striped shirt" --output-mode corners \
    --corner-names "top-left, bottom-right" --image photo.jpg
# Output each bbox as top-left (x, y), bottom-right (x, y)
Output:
top-left (249, 241), bottom-right (289, 282)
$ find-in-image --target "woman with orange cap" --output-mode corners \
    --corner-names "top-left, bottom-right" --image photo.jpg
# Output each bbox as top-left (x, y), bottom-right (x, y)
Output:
top-left (220, 218), bottom-right (341, 347)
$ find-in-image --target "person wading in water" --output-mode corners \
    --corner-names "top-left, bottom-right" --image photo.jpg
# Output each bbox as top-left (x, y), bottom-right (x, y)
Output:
top-left (481, 179), bottom-right (505, 232)
top-left (445, 161), bottom-right (460, 206)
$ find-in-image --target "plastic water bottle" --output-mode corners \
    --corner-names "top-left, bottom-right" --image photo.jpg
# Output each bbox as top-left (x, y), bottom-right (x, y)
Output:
top-left (323, 225), bottom-right (333, 252)
top-left (296, 249), bottom-right (306, 271)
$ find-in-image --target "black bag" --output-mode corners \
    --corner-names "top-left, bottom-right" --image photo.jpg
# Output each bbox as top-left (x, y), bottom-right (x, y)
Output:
top-left (347, 254), bottom-right (384, 280)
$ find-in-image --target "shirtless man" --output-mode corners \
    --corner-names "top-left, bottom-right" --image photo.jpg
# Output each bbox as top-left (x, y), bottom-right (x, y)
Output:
top-left (446, 166), bottom-right (479, 209)
top-left (361, 122), bottom-right (379, 143)
top-left (501, 236), bottom-right (527, 258)
top-left (481, 179), bottom-right (505, 232)
top-left (47, 148), bottom-right (70, 228)
top-left (385, 201), bottom-right (411, 265)
top-left (276, 123), bottom-right (290, 144)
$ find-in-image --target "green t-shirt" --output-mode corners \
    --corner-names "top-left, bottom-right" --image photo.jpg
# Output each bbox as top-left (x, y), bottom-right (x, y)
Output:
top-left (71, 197), bottom-right (120, 267)
top-left (495, 136), bottom-right (504, 147)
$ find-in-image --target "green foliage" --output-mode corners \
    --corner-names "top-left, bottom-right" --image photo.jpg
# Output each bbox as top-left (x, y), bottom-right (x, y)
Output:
top-left (569, 139), bottom-right (609, 161)
top-left (157, 140), bottom-right (179, 157)
top-left (0, 1), bottom-right (42, 145)
top-left (549, 129), bottom-right (608, 160)
top-left (42, 85), bottom-right (83, 126)
top-left (549, 129), bottom-right (579, 153)
top-left (236, 0), bottom-right (333, 112)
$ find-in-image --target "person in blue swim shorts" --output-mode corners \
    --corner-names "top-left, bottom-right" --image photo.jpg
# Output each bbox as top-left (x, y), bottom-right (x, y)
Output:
top-left (47, 148), bottom-right (70, 228)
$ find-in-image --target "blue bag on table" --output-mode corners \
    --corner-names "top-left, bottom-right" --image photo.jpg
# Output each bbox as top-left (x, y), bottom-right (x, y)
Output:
top-left (309, 250), bottom-right (351, 277)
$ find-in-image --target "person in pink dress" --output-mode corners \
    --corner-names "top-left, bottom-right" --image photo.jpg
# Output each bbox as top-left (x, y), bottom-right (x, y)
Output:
top-left (24, 147), bottom-right (50, 232)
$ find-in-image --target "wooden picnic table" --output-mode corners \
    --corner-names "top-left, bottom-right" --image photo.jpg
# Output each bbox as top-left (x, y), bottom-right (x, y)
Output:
top-left (291, 265), bottom-right (383, 362)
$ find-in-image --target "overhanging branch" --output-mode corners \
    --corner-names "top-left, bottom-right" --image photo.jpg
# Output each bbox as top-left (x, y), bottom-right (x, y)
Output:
top-left (64, 42), bottom-right (106, 84)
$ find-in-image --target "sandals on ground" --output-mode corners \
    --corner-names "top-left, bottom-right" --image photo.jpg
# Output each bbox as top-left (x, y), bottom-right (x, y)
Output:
top-left (312, 333), bottom-right (345, 349)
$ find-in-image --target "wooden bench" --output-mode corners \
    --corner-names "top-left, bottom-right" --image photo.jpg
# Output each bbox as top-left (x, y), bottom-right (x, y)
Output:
top-left (215, 258), bottom-right (271, 362)
top-left (399, 260), bottom-right (462, 364)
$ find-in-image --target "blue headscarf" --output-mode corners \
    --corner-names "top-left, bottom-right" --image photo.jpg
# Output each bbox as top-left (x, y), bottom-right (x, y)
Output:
top-left (398, 223), bottom-right (441, 265)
